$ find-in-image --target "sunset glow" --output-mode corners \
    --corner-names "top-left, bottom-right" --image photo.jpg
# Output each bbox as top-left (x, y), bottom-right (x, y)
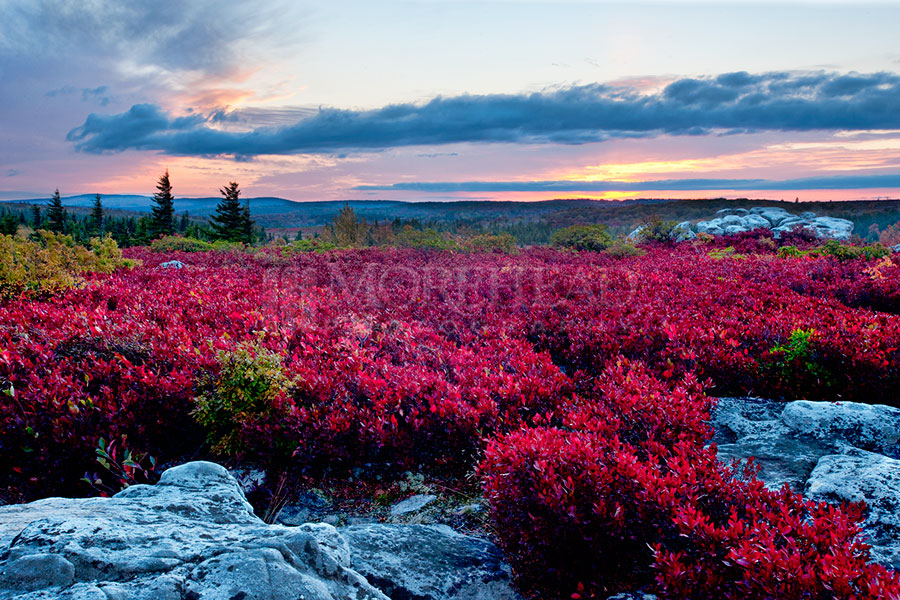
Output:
top-left (3, 1), bottom-right (900, 203)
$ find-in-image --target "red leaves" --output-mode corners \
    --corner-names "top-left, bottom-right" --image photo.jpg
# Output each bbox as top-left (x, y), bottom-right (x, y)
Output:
top-left (480, 361), bottom-right (900, 600)
top-left (1, 244), bottom-right (899, 596)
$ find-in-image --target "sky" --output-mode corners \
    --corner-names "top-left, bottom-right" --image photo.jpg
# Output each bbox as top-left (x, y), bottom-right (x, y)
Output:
top-left (3, 0), bottom-right (900, 203)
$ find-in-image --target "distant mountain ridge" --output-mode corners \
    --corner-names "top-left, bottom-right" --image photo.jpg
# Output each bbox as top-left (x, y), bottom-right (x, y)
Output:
top-left (1, 194), bottom-right (639, 227)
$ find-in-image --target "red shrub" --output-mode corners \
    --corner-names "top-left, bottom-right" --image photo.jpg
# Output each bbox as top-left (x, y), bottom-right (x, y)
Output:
top-left (481, 362), bottom-right (900, 600)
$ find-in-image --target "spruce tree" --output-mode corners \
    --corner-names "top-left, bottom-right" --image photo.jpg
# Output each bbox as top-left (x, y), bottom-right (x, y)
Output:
top-left (150, 170), bottom-right (175, 237)
top-left (211, 182), bottom-right (244, 242)
top-left (31, 205), bottom-right (42, 229)
top-left (91, 193), bottom-right (105, 235)
top-left (241, 199), bottom-right (254, 244)
top-left (46, 189), bottom-right (67, 233)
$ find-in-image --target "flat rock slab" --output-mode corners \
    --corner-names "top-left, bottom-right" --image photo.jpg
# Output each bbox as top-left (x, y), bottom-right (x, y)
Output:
top-left (341, 524), bottom-right (520, 600)
top-left (389, 494), bottom-right (437, 516)
top-left (712, 397), bottom-right (900, 571)
top-left (806, 449), bottom-right (900, 569)
top-left (0, 461), bottom-right (514, 600)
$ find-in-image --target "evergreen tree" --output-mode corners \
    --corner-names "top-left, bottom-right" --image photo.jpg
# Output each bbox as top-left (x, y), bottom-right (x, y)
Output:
top-left (211, 181), bottom-right (245, 242)
top-left (0, 210), bottom-right (18, 235)
top-left (46, 189), bottom-right (67, 233)
top-left (150, 170), bottom-right (175, 237)
top-left (241, 199), bottom-right (254, 244)
top-left (31, 205), bottom-right (42, 229)
top-left (179, 211), bottom-right (190, 233)
top-left (91, 193), bottom-right (105, 236)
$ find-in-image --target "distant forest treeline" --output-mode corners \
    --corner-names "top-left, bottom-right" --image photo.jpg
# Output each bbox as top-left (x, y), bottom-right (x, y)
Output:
top-left (4, 195), bottom-right (900, 247)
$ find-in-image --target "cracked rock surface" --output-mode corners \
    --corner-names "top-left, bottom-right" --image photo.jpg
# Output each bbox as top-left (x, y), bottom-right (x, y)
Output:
top-left (712, 397), bottom-right (900, 569)
top-left (0, 462), bottom-right (396, 599)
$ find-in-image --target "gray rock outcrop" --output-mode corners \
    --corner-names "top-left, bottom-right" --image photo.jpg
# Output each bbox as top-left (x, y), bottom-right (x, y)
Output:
top-left (712, 397), bottom-right (900, 569)
top-left (0, 462), bottom-right (518, 600)
top-left (684, 206), bottom-right (854, 240)
top-left (157, 260), bottom-right (185, 269)
top-left (341, 524), bottom-right (519, 600)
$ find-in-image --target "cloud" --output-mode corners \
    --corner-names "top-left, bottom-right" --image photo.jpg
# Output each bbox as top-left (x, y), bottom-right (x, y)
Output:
top-left (353, 173), bottom-right (900, 193)
top-left (3, 1), bottom-right (304, 79)
top-left (45, 85), bottom-right (114, 106)
top-left (66, 70), bottom-right (900, 157)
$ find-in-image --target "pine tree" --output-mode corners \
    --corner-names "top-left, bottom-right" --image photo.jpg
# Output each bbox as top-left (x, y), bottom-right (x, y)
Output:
top-left (241, 198), bottom-right (254, 244)
top-left (150, 170), bottom-right (175, 237)
top-left (91, 194), bottom-right (105, 236)
top-left (31, 205), bottom-right (42, 229)
top-left (211, 181), bottom-right (244, 242)
top-left (46, 189), bottom-right (67, 233)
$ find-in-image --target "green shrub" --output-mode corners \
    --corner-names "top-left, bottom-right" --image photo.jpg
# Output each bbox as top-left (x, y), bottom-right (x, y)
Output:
top-left (150, 235), bottom-right (215, 252)
top-left (777, 245), bottom-right (807, 258)
top-left (394, 226), bottom-right (457, 250)
top-left (604, 239), bottom-right (645, 258)
top-left (550, 224), bottom-right (613, 252)
top-left (0, 232), bottom-right (135, 297)
top-left (461, 233), bottom-right (518, 254)
top-left (769, 328), bottom-right (832, 390)
top-left (638, 215), bottom-right (679, 243)
top-left (280, 239), bottom-right (338, 255)
top-left (778, 240), bottom-right (889, 261)
top-left (708, 246), bottom-right (746, 260)
top-left (819, 239), bottom-right (890, 261)
top-left (193, 342), bottom-right (295, 459)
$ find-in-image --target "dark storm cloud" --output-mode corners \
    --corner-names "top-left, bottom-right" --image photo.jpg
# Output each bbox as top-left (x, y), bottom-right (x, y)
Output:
top-left (353, 173), bottom-right (900, 193)
top-left (66, 70), bottom-right (900, 157)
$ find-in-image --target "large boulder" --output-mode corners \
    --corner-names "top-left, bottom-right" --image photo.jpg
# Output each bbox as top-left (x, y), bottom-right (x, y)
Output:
top-left (671, 221), bottom-right (695, 242)
top-left (712, 398), bottom-right (900, 569)
top-left (808, 216), bottom-right (854, 241)
top-left (0, 462), bottom-right (516, 600)
top-left (341, 524), bottom-right (520, 600)
top-left (780, 400), bottom-right (900, 456)
top-left (806, 449), bottom-right (900, 568)
top-left (694, 219), bottom-right (725, 235)
top-left (693, 207), bottom-right (854, 240)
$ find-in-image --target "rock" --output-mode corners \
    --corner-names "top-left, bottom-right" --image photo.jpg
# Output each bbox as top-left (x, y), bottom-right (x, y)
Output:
top-left (390, 494), bottom-right (437, 516)
top-left (276, 490), bottom-right (331, 526)
top-left (809, 216), bottom-right (854, 241)
top-left (341, 523), bottom-right (521, 600)
top-left (712, 398), bottom-right (900, 570)
top-left (625, 225), bottom-right (647, 243)
top-left (743, 214), bottom-right (772, 230)
top-left (711, 397), bottom-right (833, 491)
top-left (806, 449), bottom-right (900, 569)
top-left (157, 260), bottom-right (184, 269)
top-left (692, 206), bottom-right (853, 241)
top-left (892, 243), bottom-right (900, 254)
top-left (694, 220), bottom-right (724, 235)
top-left (0, 461), bottom-right (390, 600)
top-left (606, 594), bottom-right (658, 600)
top-left (672, 221), bottom-right (695, 242)
top-left (780, 400), bottom-right (900, 456)
top-left (749, 206), bottom-right (792, 225)
top-left (715, 208), bottom-right (750, 217)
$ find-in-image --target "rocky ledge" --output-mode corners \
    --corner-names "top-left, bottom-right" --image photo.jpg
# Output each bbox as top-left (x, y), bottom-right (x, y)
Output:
top-left (0, 462), bottom-right (519, 600)
top-left (712, 397), bottom-right (900, 569)
top-left (629, 206), bottom-right (857, 242)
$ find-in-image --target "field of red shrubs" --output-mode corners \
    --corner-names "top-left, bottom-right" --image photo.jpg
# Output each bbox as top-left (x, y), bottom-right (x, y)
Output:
top-left (2, 240), bottom-right (900, 598)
